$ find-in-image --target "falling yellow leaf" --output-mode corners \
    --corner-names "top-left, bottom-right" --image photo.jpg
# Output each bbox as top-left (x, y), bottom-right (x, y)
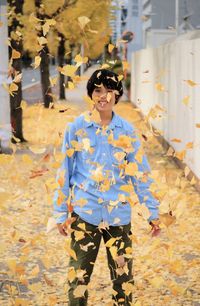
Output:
top-left (20, 100), bottom-right (27, 110)
top-left (37, 36), bottom-right (48, 46)
top-left (0, 21), bottom-right (3, 27)
top-left (29, 146), bottom-right (46, 154)
top-left (13, 73), bottom-right (22, 83)
top-left (186, 142), bottom-right (193, 149)
top-left (118, 74), bottom-right (124, 81)
top-left (171, 138), bottom-right (181, 143)
top-left (120, 184), bottom-right (134, 193)
top-left (122, 60), bottom-right (129, 71)
top-left (122, 282), bottom-right (134, 296)
top-left (125, 162), bottom-right (138, 176)
top-left (100, 63), bottom-right (110, 69)
top-left (182, 95), bottom-right (190, 105)
top-left (184, 166), bottom-right (190, 177)
top-left (174, 150), bottom-right (186, 161)
top-left (33, 56), bottom-right (41, 69)
top-left (74, 54), bottom-right (88, 67)
top-left (195, 123), bottom-right (200, 128)
top-left (68, 81), bottom-right (75, 89)
top-left (73, 285), bottom-right (88, 298)
top-left (159, 213), bottom-right (176, 227)
top-left (108, 44), bottom-right (115, 53)
top-left (166, 146), bottom-right (174, 156)
top-left (8, 82), bottom-right (18, 96)
top-left (60, 65), bottom-right (77, 77)
top-left (66, 148), bottom-right (75, 157)
top-left (155, 83), bottom-right (165, 91)
top-left (185, 79), bottom-right (198, 86)
top-left (105, 237), bottom-right (118, 248)
top-left (49, 76), bottom-right (58, 87)
top-left (78, 16), bottom-right (91, 30)
top-left (42, 19), bottom-right (56, 36)
top-left (12, 49), bottom-right (21, 59)
top-left (68, 267), bottom-right (76, 283)
top-left (74, 230), bottom-right (85, 241)
top-left (190, 176), bottom-right (196, 185)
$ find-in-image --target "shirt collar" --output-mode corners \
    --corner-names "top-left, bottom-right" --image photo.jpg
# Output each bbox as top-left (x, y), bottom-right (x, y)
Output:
top-left (85, 111), bottom-right (122, 129)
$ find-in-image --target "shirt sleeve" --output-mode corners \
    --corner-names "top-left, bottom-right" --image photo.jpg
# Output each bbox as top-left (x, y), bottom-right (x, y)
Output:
top-left (53, 122), bottom-right (76, 224)
top-left (127, 128), bottom-right (160, 222)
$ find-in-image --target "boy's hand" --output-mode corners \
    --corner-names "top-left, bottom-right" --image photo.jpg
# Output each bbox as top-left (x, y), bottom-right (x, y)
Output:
top-left (57, 223), bottom-right (68, 236)
top-left (149, 219), bottom-right (161, 237)
top-left (57, 216), bottom-right (76, 236)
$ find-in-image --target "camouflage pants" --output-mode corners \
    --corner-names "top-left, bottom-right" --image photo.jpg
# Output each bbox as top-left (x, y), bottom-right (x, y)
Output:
top-left (68, 212), bottom-right (134, 306)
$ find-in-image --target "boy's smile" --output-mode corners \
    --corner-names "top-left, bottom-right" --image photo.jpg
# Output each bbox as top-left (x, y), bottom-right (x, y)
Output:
top-left (92, 85), bottom-right (115, 113)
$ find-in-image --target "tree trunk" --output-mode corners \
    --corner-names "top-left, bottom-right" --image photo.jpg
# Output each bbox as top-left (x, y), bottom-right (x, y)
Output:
top-left (35, 0), bottom-right (53, 108)
top-left (40, 45), bottom-right (53, 108)
top-left (58, 33), bottom-right (65, 100)
top-left (8, 0), bottom-right (26, 142)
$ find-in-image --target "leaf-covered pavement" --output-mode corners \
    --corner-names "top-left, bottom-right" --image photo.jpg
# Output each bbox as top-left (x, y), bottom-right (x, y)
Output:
top-left (0, 101), bottom-right (200, 306)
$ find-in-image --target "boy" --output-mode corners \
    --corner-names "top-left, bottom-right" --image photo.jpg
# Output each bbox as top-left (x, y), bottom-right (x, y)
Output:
top-left (53, 69), bottom-right (160, 305)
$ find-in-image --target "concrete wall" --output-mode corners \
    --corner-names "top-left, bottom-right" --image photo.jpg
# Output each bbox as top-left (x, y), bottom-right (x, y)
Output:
top-left (131, 37), bottom-right (200, 179)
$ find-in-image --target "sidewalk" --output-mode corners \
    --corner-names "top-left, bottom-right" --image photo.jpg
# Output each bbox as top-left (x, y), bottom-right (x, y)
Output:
top-left (0, 66), bottom-right (200, 305)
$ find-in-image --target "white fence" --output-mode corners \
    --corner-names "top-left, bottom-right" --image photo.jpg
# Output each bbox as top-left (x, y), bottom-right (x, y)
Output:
top-left (131, 37), bottom-right (200, 179)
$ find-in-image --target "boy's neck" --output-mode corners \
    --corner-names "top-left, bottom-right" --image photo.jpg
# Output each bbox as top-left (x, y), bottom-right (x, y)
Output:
top-left (99, 111), bottom-right (113, 126)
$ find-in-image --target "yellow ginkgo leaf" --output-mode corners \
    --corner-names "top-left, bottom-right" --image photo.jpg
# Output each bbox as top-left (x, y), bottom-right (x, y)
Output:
top-left (118, 74), bottom-right (124, 81)
top-left (108, 44), bottom-right (115, 53)
top-left (155, 82), bottom-right (165, 91)
top-left (182, 95), bottom-right (190, 105)
top-left (33, 56), bottom-right (41, 69)
top-left (195, 123), bottom-right (200, 128)
top-left (171, 138), bottom-right (181, 143)
top-left (66, 148), bottom-right (74, 157)
top-left (37, 36), bottom-right (48, 46)
top-left (73, 285), bottom-right (88, 298)
top-left (186, 142), bottom-right (193, 149)
top-left (78, 16), bottom-right (91, 30)
top-left (185, 79), bottom-right (197, 86)
top-left (68, 268), bottom-right (76, 283)
top-left (49, 76), bottom-right (58, 87)
top-left (12, 49), bottom-right (21, 59)
top-left (122, 60), bottom-right (129, 71)
top-left (60, 65), bottom-right (77, 77)
top-left (42, 19), bottom-right (56, 36)
top-left (9, 82), bottom-right (18, 96)
top-left (159, 213), bottom-right (176, 227)
top-left (125, 162), bottom-right (138, 176)
top-left (13, 73), bottom-right (22, 83)
top-left (68, 81), bottom-right (75, 89)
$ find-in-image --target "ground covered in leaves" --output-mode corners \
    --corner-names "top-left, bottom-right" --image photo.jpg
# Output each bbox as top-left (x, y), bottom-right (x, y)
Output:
top-left (0, 100), bottom-right (200, 306)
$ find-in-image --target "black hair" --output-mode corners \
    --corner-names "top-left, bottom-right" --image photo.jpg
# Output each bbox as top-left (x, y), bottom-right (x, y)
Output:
top-left (87, 69), bottom-right (123, 104)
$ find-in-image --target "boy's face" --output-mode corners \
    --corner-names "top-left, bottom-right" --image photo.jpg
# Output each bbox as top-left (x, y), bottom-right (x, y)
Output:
top-left (92, 85), bottom-right (116, 113)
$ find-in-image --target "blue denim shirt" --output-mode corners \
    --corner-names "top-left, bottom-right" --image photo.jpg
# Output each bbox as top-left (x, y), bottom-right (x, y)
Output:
top-left (53, 112), bottom-right (159, 226)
